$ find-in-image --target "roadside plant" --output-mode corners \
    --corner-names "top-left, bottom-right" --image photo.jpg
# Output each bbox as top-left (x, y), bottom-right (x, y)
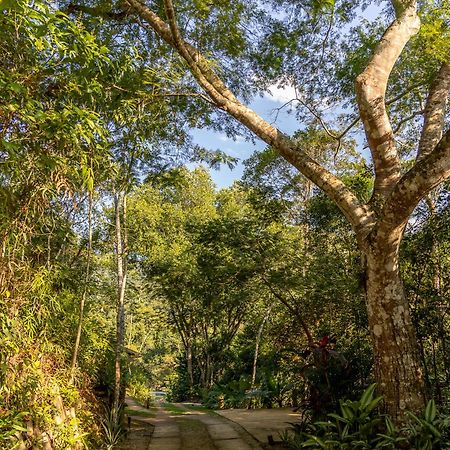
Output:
top-left (0, 410), bottom-right (27, 449)
top-left (282, 385), bottom-right (450, 449)
top-left (401, 400), bottom-right (450, 449)
top-left (100, 404), bottom-right (124, 449)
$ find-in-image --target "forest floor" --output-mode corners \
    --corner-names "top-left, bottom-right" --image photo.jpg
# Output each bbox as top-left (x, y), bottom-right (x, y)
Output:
top-left (120, 397), bottom-right (296, 449)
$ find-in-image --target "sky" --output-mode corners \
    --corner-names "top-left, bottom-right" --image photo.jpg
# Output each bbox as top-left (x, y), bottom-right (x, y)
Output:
top-left (189, 2), bottom-right (384, 190)
top-left (191, 86), bottom-right (301, 189)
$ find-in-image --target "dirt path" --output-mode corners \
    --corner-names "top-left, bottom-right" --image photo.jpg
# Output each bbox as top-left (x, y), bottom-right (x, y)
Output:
top-left (118, 397), bottom-right (154, 450)
top-left (216, 408), bottom-right (300, 447)
top-left (172, 403), bottom-right (262, 450)
top-left (121, 398), bottom-right (263, 450)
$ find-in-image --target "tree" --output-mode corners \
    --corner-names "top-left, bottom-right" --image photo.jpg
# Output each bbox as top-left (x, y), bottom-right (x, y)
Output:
top-left (114, 0), bottom-right (449, 419)
top-left (0, 1), bottom-right (120, 445)
top-left (128, 168), bottom-right (287, 394)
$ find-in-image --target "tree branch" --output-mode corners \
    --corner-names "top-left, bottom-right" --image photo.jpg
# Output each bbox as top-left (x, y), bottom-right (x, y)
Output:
top-left (124, 0), bottom-right (374, 235)
top-left (164, 0), bottom-right (184, 49)
top-left (381, 129), bottom-right (450, 231)
top-left (355, 3), bottom-right (420, 199)
top-left (418, 62), bottom-right (450, 160)
top-left (393, 110), bottom-right (423, 134)
top-left (260, 276), bottom-right (314, 346)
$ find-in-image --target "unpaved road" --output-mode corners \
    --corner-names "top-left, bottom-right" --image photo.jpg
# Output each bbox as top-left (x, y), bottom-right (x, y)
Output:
top-left (121, 398), bottom-right (293, 449)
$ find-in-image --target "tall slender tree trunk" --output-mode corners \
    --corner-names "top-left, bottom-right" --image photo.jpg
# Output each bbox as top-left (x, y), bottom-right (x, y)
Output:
top-left (251, 304), bottom-right (272, 388)
top-left (205, 352), bottom-right (211, 389)
top-left (364, 230), bottom-right (425, 420)
top-left (113, 191), bottom-right (128, 424)
top-left (429, 199), bottom-right (445, 400)
top-left (70, 192), bottom-right (93, 383)
top-left (186, 344), bottom-right (194, 390)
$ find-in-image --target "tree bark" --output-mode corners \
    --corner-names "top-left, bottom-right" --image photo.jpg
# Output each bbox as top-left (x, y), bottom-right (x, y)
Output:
top-left (364, 230), bottom-right (425, 420)
top-left (418, 63), bottom-right (450, 159)
top-left (356, 4), bottom-right (420, 198)
top-left (113, 191), bottom-right (127, 424)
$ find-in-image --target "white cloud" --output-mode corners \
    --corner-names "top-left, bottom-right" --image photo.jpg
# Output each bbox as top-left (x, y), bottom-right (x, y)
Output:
top-left (218, 134), bottom-right (245, 144)
top-left (264, 83), bottom-right (298, 104)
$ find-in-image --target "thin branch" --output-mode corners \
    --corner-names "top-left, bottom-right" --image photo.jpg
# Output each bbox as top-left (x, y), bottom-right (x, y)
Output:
top-left (271, 98), bottom-right (297, 124)
top-left (260, 275), bottom-right (314, 345)
top-left (70, 191), bottom-right (93, 383)
top-left (393, 110), bottom-right (423, 134)
top-left (318, 14), bottom-right (334, 69)
top-left (386, 81), bottom-right (424, 106)
top-left (295, 96), bottom-right (338, 140)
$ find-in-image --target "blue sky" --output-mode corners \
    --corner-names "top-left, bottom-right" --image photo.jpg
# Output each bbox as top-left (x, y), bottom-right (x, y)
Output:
top-left (191, 86), bottom-right (302, 189)
top-left (190, 2), bottom-right (384, 190)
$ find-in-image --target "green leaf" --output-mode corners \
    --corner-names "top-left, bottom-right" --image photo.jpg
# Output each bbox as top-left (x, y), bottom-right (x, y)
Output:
top-left (366, 396), bottom-right (383, 413)
top-left (328, 412), bottom-right (349, 423)
top-left (341, 423), bottom-right (349, 439)
top-left (8, 82), bottom-right (25, 94)
top-left (340, 403), bottom-right (354, 420)
top-left (424, 399), bottom-right (437, 423)
top-left (406, 411), bottom-right (422, 424)
top-left (360, 383), bottom-right (376, 408)
top-left (314, 421), bottom-right (334, 428)
top-left (0, 0), bottom-right (20, 11)
top-left (423, 421), bottom-right (441, 438)
top-left (385, 416), bottom-right (395, 435)
top-left (303, 435), bottom-right (327, 448)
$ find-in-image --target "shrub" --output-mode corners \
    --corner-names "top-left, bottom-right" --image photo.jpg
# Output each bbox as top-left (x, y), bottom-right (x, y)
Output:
top-left (282, 384), bottom-right (450, 449)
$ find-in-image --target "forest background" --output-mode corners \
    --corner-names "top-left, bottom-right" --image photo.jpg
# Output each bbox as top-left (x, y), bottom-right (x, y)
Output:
top-left (0, 0), bottom-right (449, 448)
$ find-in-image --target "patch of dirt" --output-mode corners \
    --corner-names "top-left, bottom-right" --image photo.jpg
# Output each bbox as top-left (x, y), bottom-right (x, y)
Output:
top-left (118, 418), bottom-right (154, 450)
top-left (178, 417), bottom-right (216, 450)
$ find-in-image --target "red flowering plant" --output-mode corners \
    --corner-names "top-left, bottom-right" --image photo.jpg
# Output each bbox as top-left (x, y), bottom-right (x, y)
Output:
top-left (298, 335), bottom-right (349, 419)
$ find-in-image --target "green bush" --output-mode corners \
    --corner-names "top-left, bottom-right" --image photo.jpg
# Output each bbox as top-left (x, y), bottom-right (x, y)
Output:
top-left (203, 378), bottom-right (251, 409)
top-left (203, 375), bottom-right (292, 409)
top-left (127, 366), bottom-right (154, 406)
top-left (282, 384), bottom-right (450, 449)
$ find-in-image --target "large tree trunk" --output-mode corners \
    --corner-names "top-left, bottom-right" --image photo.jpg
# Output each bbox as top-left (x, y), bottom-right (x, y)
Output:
top-left (364, 230), bottom-right (425, 420)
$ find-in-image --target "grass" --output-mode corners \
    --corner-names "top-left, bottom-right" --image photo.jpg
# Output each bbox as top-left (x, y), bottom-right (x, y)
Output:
top-left (124, 407), bottom-right (156, 418)
top-left (162, 402), bottom-right (188, 415)
top-left (182, 403), bottom-right (210, 412)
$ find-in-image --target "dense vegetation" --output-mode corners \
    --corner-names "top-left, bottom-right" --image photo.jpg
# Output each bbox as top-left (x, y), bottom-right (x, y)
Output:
top-left (0, 0), bottom-right (449, 448)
